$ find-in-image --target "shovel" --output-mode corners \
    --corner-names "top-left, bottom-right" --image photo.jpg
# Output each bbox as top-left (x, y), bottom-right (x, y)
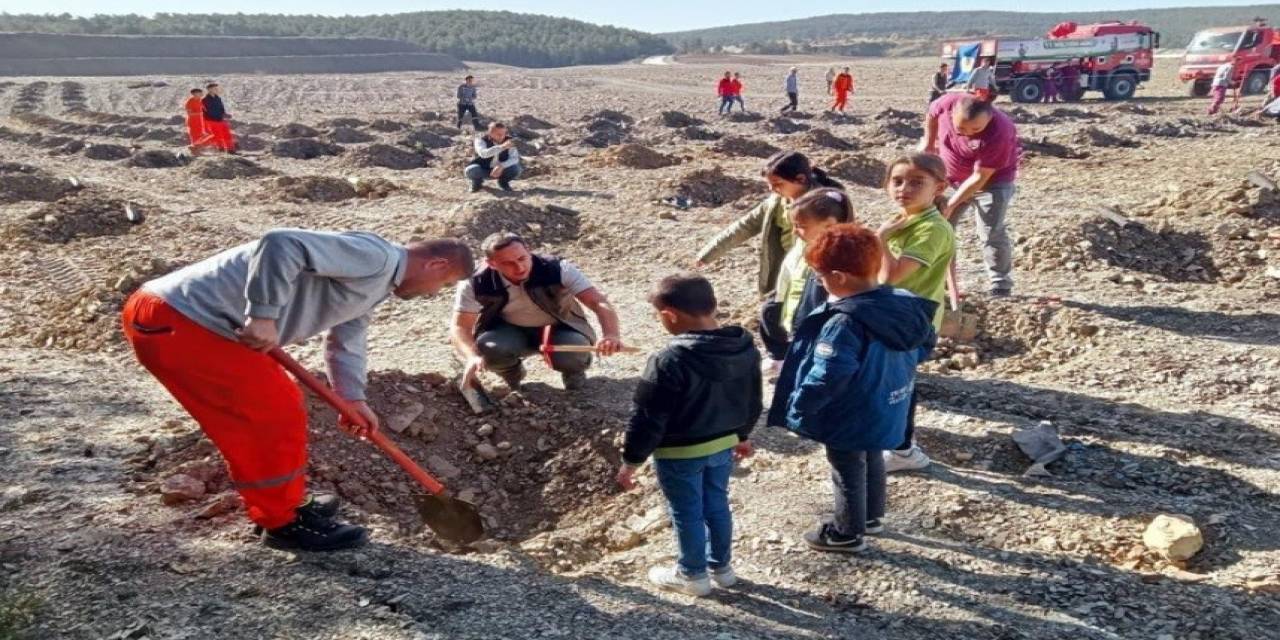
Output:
top-left (538, 325), bottom-right (641, 368)
top-left (938, 258), bottom-right (976, 341)
top-left (269, 348), bottom-right (485, 544)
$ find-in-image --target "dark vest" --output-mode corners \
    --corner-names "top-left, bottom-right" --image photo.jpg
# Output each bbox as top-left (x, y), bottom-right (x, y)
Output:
top-left (471, 254), bottom-right (596, 342)
top-left (470, 136), bottom-right (510, 172)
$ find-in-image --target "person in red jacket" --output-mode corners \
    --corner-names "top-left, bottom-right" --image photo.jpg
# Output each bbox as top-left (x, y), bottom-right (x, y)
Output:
top-left (717, 71), bottom-right (735, 115)
top-left (183, 88), bottom-right (213, 154)
top-left (830, 67), bottom-right (854, 113)
top-left (202, 82), bottom-right (236, 153)
top-left (730, 72), bottom-right (746, 112)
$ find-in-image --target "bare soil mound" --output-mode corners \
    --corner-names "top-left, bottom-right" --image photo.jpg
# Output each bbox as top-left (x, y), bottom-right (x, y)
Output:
top-left (369, 119), bottom-right (408, 133)
top-left (8, 192), bottom-right (147, 244)
top-left (126, 150), bottom-right (186, 169)
top-left (512, 114), bottom-right (556, 130)
top-left (346, 144), bottom-right (430, 170)
top-left (865, 119), bottom-right (923, 144)
top-left (351, 177), bottom-right (402, 199)
top-left (819, 111), bottom-right (863, 126)
top-left (1018, 216), bottom-right (1219, 283)
top-left (801, 127), bottom-right (856, 151)
top-left (581, 126), bottom-right (629, 148)
top-left (712, 135), bottom-right (780, 159)
top-left (275, 123), bottom-right (320, 139)
top-left (1130, 118), bottom-right (1201, 138)
top-left (1021, 136), bottom-right (1089, 160)
top-left (724, 111), bottom-right (764, 123)
top-left (0, 163), bottom-right (81, 204)
top-left (272, 138), bottom-right (344, 160)
top-left (328, 127), bottom-right (375, 144)
top-left (237, 136), bottom-right (269, 152)
top-left (668, 166), bottom-right (761, 208)
top-left (49, 139), bottom-right (86, 156)
top-left (679, 126), bottom-right (722, 141)
top-left (924, 297), bottom-right (1106, 375)
top-left (588, 143), bottom-right (678, 170)
top-left (83, 143), bottom-right (132, 161)
top-left (320, 117), bottom-right (367, 129)
top-left (825, 153), bottom-right (886, 188)
top-left (582, 110), bottom-right (633, 125)
top-left (193, 156), bottom-right (275, 180)
top-left (270, 176), bottom-right (357, 202)
top-left (446, 200), bottom-right (580, 245)
top-left (398, 128), bottom-right (454, 150)
top-left (1077, 126), bottom-right (1139, 149)
top-left (765, 117), bottom-right (809, 134)
top-left (658, 111), bottom-right (704, 128)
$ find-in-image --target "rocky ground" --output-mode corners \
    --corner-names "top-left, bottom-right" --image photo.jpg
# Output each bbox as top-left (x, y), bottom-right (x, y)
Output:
top-left (1, 56), bottom-right (1278, 640)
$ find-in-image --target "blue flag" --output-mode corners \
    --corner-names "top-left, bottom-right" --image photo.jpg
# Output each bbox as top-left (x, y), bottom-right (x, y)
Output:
top-left (951, 43), bottom-right (981, 84)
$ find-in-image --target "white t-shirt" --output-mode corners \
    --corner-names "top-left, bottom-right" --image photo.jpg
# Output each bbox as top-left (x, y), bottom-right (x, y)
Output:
top-left (1212, 63), bottom-right (1234, 88)
top-left (454, 261), bottom-right (593, 327)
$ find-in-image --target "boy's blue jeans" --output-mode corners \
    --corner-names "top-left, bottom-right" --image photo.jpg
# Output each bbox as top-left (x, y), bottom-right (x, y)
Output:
top-left (653, 448), bottom-right (734, 578)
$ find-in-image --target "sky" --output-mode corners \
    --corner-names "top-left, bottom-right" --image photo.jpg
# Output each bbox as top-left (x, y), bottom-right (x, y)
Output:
top-left (0, 0), bottom-right (1266, 33)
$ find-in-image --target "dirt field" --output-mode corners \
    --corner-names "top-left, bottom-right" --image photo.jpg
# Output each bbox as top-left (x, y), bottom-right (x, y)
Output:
top-left (1, 55), bottom-right (1278, 640)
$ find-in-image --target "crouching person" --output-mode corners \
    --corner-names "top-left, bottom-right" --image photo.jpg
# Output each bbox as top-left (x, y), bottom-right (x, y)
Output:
top-left (768, 224), bottom-right (936, 553)
top-left (452, 232), bottom-right (624, 392)
top-left (617, 274), bottom-right (761, 596)
top-left (123, 229), bottom-right (474, 551)
top-left (464, 121), bottom-right (521, 193)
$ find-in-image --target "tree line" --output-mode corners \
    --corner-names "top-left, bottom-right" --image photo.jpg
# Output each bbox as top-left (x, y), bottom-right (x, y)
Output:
top-left (0, 10), bottom-right (674, 68)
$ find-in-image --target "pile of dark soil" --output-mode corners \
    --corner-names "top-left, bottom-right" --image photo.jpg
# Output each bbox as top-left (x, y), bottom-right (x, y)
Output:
top-left (801, 128), bottom-right (856, 151)
top-left (0, 163), bottom-right (81, 204)
top-left (667, 166), bottom-right (762, 208)
top-left (581, 117), bottom-right (630, 148)
top-left (9, 192), bottom-right (147, 244)
top-left (923, 297), bottom-right (1105, 375)
top-left (271, 176), bottom-right (357, 202)
top-left (320, 117), bottom-right (368, 129)
top-left (272, 138), bottom-right (344, 160)
top-left (446, 200), bottom-right (580, 245)
top-left (1021, 137), bottom-right (1090, 160)
top-left (679, 126), bottom-right (722, 141)
top-left (1077, 126), bottom-right (1139, 149)
top-left (819, 111), bottom-right (863, 125)
top-left (352, 177), bottom-right (402, 199)
top-left (346, 144), bottom-right (430, 170)
top-left (764, 117), bottom-right (809, 134)
top-left (724, 111), bottom-right (764, 123)
top-left (1130, 119), bottom-right (1201, 138)
top-left (581, 110), bottom-right (633, 126)
top-left (712, 135), bottom-right (780, 159)
top-left (825, 153), bottom-right (886, 188)
top-left (369, 119), bottom-right (408, 133)
top-left (513, 114), bottom-right (556, 130)
top-left (588, 143), bottom-right (678, 170)
top-left (275, 123), bottom-right (320, 139)
top-left (329, 127), bottom-right (375, 144)
top-left (126, 150), bottom-right (186, 169)
top-left (83, 144), bottom-right (133, 161)
top-left (658, 111), bottom-right (704, 128)
top-left (1017, 216), bottom-right (1220, 283)
top-left (398, 128), bottom-right (454, 150)
top-left (193, 156), bottom-right (275, 180)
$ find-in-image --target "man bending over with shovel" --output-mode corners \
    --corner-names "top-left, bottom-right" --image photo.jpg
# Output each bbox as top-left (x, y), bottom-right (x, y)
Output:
top-left (452, 232), bottom-right (624, 392)
top-left (123, 229), bottom-right (474, 552)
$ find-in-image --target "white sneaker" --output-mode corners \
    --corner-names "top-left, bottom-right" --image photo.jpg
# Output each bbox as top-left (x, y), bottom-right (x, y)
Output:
top-left (647, 565), bottom-right (711, 597)
top-left (884, 446), bottom-right (931, 473)
top-left (710, 566), bottom-right (737, 588)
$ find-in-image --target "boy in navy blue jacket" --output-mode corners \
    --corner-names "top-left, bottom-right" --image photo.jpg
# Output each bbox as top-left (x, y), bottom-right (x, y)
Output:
top-left (618, 273), bottom-right (761, 596)
top-left (769, 224), bottom-right (936, 552)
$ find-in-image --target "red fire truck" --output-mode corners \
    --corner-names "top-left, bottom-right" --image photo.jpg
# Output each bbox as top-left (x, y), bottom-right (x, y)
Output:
top-left (942, 21), bottom-right (1159, 103)
top-left (1179, 19), bottom-right (1280, 97)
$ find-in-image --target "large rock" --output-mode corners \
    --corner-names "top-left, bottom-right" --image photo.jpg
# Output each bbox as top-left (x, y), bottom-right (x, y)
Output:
top-left (1142, 514), bottom-right (1203, 561)
top-left (160, 473), bottom-right (206, 505)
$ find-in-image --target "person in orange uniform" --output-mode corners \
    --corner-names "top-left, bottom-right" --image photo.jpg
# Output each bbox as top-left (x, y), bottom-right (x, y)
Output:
top-left (183, 88), bottom-right (213, 153)
top-left (122, 229), bottom-right (474, 551)
top-left (201, 82), bottom-right (236, 153)
top-left (830, 67), bottom-right (854, 113)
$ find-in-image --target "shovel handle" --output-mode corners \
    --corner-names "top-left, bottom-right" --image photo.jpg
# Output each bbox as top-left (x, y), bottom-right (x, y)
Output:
top-left (268, 348), bottom-right (446, 496)
top-left (540, 344), bottom-right (643, 354)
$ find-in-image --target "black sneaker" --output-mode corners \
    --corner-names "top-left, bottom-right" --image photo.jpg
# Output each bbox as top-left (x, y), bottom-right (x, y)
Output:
top-left (561, 371), bottom-right (588, 391)
top-left (499, 363), bottom-right (526, 391)
top-left (497, 179), bottom-right (514, 192)
top-left (989, 287), bottom-right (1013, 298)
top-left (803, 523), bottom-right (867, 553)
top-left (865, 518), bottom-right (884, 535)
top-left (297, 493), bottom-right (340, 521)
top-left (468, 181), bottom-right (482, 194)
top-left (263, 516), bottom-right (368, 552)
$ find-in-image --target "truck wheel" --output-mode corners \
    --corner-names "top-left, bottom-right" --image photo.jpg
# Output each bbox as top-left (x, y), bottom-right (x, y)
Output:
top-left (1243, 70), bottom-right (1269, 96)
top-left (1104, 73), bottom-right (1137, 101)
top-left (1061, 84), bottom-right (1085, 102)
top-left (1012, 77), bottom-right (1044, 103)
top-left (1189, 80), bottom-right (1211, 98)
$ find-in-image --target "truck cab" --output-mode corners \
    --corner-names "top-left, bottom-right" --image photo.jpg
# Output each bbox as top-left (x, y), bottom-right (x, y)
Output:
top-left (1179, 21), bottom-right (1280, 96)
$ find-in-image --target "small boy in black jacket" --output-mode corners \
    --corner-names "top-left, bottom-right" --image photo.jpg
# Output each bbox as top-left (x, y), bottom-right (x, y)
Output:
top-left (617, 273), bottom-right (762, 597)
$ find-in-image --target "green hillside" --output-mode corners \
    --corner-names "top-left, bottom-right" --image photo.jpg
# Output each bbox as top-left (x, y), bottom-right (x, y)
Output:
top-left (663, 5), bottom-right (1280, 54)
top-left (0, 10), bottom-right (674, 68)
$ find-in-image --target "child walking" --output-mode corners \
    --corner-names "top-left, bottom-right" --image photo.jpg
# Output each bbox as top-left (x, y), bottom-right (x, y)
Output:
top-left (876, 154), bottom-right (956, 473)
top-left (618, 274), bottom-right (762, 596)
top-left (759, 188), bottom-right (855, 378)
top-left (769, 225), bottom-right (937, 552)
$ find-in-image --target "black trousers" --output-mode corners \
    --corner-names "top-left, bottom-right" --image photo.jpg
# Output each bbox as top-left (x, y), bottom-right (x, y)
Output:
top-left (758, 299), bottom-right (790, 360)
top-left (782, 92), bottom-right (798, 112)
top-left (456, 103), bottom-right (480, 130)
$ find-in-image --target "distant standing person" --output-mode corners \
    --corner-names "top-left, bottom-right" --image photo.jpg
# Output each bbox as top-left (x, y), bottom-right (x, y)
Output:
top-left (201, 83), bottom-right (236, 154)
top-left (782, 67), bottom-right (800, 113)
top-left (920, 95), bottom-right (1021, 296)
top-left (825, 67), bottom-right (837, 95)
top-left (464, 121), bottom-right (521, 193)
top-left (830, 67), bottom-right (854, 113)
top-left (966, 59), bottom-right (995, 102)
top-left (457, 75), bottom-right (481, 130)
top-left (717, 71), bottom-right (735, 115)
top-left (730, 72), bottom-right (747, 112)
top-left (1207, 61), bottom-right (1235, 115)
top-left (930, 63), bottom-right (950, 102)
top-left (1042, 63), bottom-right (1061, 103)
top-left (183, 88), bottom-right (213, 154)
top-left (1059, 59), bottom-right (1081, 100)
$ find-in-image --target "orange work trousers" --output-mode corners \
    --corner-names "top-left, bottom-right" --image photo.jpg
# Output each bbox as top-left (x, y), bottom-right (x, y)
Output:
top-left (205, 119), bottom-right (236, 152)
top-left (122, 291), bottom-right (307, 529)
top-left (186, 114), bottom-right (212, 148)
top-left (832, 91), bottom-right (849, 111)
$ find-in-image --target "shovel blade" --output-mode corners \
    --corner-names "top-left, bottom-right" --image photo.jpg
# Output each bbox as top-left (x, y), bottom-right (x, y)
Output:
top-left (414, 493), bottom-right (485, 544)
